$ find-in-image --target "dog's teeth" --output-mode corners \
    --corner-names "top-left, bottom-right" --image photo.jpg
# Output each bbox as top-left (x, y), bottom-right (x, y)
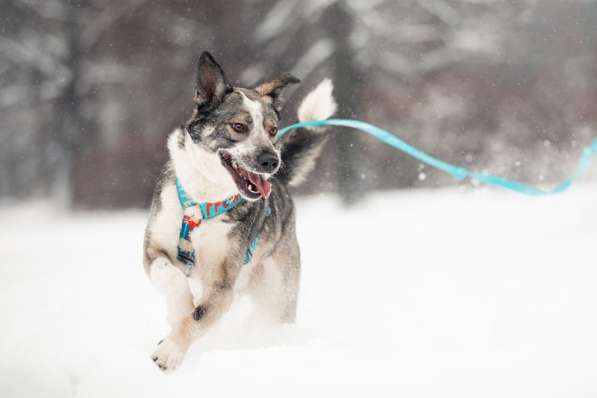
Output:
top-left (248, 183), bottom-right (258, 193)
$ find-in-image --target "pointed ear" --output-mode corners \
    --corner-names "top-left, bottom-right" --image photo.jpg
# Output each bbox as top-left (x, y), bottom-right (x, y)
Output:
top-left (194, 51), bottom-right (229, 111)
top-left (254, 73), bottom-right (300, 111)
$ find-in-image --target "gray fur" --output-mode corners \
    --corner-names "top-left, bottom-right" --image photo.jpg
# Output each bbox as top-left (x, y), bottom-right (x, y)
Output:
top-left (176, 129), bottom-right (185, 149)
top-left (275, 127), bottom-right (330, 186)
top-left (186, 89), bottom-right (278, 157)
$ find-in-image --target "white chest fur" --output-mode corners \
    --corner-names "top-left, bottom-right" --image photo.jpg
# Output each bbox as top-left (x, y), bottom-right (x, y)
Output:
top-left (189, 216), bottom-right (233, 267)
top-left (187, 217), bottom-right (233, 305)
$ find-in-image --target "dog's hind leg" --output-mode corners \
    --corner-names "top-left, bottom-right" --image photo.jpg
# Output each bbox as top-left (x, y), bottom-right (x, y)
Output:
top-left (273, 236), bottom-right (301, 323)
top-left (250, 234), bottom-right (301, 323)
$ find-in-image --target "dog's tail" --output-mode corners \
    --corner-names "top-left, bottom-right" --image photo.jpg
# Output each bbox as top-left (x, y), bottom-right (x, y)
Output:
top-left (277, 79), bottom-right (337, 187)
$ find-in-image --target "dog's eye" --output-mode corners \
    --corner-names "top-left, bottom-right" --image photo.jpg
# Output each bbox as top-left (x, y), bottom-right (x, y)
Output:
top-left (230, 123), bottom-right (248, 134)
top-left (268, 126), bottom-right (278, 137)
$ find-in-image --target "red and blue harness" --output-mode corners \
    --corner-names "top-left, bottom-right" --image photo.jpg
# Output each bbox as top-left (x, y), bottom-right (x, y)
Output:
top-left (175, 178), bottom-right (263, 275)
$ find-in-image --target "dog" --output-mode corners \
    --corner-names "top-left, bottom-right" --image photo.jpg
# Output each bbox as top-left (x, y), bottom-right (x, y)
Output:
top-left (143, 51), bottom-right (336, 371)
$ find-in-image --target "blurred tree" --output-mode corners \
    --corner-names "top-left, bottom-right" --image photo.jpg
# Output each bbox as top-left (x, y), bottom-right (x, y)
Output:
top-left (1, 0), bottom-right (597, 208)
top-left (322, 1), bottom-right (363, 205)
top-left (0, 0), bottom-right (150, 205)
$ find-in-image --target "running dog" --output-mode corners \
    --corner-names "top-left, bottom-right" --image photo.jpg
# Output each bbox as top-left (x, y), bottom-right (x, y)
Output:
top-left (143, 52), bottom-right (336, 371)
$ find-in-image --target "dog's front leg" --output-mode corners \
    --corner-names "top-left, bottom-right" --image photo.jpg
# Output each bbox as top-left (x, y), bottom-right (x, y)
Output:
top-left (151, 258), bottom-right (241, 371)
top-left (149, 256), bottom-right (194, 327)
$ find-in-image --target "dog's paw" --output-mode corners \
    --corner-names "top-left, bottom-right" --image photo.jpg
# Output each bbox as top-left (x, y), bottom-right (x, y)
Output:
top-left (149, 258), bottom-right (185, 293)
top-left (151, 337), bottom-right (186, 371)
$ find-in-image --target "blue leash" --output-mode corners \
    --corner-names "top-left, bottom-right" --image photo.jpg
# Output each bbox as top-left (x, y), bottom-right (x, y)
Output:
top-left (278, 119), bottom-right (597, 196)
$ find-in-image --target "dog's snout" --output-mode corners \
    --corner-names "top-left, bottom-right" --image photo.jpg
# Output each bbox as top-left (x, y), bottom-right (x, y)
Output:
top-left (257, 151), bottom-right (279, 173)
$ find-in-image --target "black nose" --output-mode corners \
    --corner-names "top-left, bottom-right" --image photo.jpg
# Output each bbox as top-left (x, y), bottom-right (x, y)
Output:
top-left (257, 151), bottom-right (279, 173)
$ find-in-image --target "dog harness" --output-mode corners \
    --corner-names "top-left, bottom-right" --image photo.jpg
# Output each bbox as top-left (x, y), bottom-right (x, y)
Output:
top-left (175, 178), bottom-right (263, 275)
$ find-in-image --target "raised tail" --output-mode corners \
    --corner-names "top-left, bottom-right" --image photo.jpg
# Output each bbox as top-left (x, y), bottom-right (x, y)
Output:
top-left (276, 79), bottom-right (337, 187)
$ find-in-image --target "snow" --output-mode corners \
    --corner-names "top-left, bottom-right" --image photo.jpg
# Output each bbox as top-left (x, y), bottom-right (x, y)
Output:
top-left (2, 186), bottom-right (597, 397)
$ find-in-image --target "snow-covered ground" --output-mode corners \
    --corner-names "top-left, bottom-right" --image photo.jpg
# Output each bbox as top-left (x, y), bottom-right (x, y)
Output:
top-left (1, 187), bottom-right (597, 398)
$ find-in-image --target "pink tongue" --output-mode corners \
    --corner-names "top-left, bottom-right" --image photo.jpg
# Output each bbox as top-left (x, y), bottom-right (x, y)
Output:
top-left (248, 173), bottom-right (271, 199)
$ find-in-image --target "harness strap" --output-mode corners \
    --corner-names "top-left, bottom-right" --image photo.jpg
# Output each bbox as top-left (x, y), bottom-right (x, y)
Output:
top-left (175, 177), bottom-right (266, 275)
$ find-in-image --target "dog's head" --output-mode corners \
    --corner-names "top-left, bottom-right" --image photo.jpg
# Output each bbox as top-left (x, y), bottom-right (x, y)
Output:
top-left (183, 52), bottom-right (299, 201)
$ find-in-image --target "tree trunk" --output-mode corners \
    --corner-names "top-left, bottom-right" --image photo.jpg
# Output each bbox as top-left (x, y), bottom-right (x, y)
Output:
top-left (55, 1), bottom-right (97, 207)
top-left (323, 1), bottom-right (363, 205)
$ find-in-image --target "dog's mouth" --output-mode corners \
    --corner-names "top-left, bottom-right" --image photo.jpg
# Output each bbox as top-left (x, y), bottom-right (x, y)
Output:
top-left (219, 151), bottom-right (272, 200)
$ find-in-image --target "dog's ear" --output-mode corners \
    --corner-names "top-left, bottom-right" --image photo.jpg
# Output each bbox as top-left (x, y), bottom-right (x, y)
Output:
top-left (254, 73), bottom-right (300, 112)
top-left (194, 52), bottom-right (229, 111)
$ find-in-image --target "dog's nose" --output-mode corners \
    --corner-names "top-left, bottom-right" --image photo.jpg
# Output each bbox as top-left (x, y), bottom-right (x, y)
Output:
top-left (257, 151), bottom-right (279, 173)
